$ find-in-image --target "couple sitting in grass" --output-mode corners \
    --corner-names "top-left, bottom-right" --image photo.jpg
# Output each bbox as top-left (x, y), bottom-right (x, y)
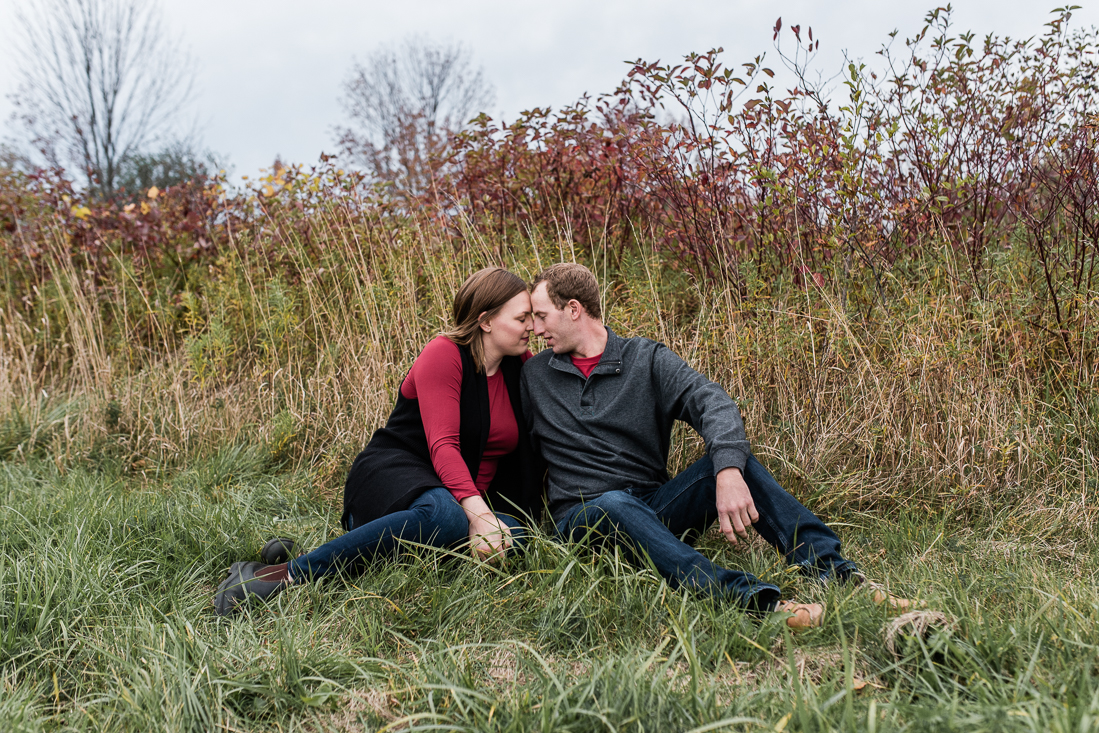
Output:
top-left (216, 264), bottom-right (907, 627)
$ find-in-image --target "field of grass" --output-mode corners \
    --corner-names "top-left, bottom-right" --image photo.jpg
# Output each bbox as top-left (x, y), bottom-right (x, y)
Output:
top-left (2, 212), bottom-right (1098, 731)
top-left (3, 451), bottom-right (1098, 732)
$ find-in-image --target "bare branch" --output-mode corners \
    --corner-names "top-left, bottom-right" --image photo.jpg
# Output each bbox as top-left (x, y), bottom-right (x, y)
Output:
top-left (7, 0), bottom-right (194, 198)
top-left (335, 36), bottom-right (494, 196)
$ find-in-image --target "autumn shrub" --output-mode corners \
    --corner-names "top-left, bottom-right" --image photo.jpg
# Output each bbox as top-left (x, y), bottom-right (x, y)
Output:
top-left (4, 7), bottom-right (1096, 348)
top-left (441, 7), bottom-right (1098, 348)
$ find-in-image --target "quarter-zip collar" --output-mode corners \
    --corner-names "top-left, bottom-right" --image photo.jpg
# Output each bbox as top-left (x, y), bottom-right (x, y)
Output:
top-left (547, 327), bottom-right (625, 378)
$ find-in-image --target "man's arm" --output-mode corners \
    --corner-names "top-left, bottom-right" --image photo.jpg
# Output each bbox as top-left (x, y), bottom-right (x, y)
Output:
top-left (650, 343), bottom-right (756, 543)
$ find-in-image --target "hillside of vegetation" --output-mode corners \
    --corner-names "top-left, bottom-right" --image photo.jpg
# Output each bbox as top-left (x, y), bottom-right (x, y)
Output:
top-left (1, 8), bottom-right (1097, 732)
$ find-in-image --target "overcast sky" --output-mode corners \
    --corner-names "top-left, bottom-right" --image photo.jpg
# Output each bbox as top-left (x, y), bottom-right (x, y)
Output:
top-left (2, 0), bottom-right (1096, 180)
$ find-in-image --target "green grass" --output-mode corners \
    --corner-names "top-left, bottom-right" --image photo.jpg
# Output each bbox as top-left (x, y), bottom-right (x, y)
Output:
top-left (3, 454), bottom-right (1098, 732)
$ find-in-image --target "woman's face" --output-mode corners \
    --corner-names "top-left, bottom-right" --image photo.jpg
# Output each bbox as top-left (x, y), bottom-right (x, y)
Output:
top-left (482, 290), bottom-right (533, 356)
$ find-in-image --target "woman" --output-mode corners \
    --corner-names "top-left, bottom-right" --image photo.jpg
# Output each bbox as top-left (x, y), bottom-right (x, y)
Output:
top-left (215, 267), bottom-right (542, 616)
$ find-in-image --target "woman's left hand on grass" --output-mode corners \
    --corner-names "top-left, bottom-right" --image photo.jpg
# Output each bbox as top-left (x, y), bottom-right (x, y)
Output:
top-left (460, 495), bottom-right (513, 563)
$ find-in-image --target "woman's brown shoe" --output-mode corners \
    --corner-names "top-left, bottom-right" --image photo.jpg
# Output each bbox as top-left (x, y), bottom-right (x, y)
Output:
top-left (214, 561), bottom-right (287, 616)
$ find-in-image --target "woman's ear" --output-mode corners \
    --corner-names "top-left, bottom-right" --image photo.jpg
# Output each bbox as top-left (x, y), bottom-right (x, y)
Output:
top-left (478, 311), bottom-right (492, 333)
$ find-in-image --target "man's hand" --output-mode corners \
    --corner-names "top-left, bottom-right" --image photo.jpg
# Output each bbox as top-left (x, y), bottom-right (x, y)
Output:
top-left (715, 467), bottom-right (758, 544)
top-left (460, 495), bottom-right (513, 563)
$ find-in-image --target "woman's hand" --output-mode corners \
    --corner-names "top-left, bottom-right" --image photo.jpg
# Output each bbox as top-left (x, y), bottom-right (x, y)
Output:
top-left (459, 495), bottom-right (513, 563)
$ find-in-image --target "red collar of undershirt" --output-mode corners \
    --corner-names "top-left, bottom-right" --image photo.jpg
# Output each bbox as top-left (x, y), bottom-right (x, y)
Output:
top-left (570, 352), bottom-right (603, 378)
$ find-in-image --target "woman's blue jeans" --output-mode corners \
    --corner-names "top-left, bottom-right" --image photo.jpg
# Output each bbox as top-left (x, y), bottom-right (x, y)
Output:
top-left (554, 454), bottom-right (858, 610)
top-left (288, 487), bottom-right (526, 581)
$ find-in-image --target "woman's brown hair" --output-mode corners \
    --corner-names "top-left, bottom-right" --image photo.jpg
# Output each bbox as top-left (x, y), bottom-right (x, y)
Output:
top-left (442, 267), bottom-right (528, 372)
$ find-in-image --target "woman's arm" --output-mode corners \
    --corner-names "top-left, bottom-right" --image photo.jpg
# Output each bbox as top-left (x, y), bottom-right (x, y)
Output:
top-left (410, 339), bottom-right (513, 560)
top-left (408, 338), bottom-right (481, 502)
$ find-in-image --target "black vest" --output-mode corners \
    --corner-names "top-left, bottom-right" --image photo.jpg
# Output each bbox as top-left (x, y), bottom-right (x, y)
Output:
top-left (341, 344), bottom-right (543, 530)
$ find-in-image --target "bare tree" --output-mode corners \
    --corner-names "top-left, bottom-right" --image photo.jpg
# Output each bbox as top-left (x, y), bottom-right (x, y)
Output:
top-left (8, 0), bottom-right (194, 198)
top-left (336, 36), bottom-right (494, 195)
top-left (0, 143), bottom-right (35, 173)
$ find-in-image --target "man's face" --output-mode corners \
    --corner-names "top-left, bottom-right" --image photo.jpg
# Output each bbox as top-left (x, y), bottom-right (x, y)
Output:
top-left (531, 282), bottom-right (577, 354)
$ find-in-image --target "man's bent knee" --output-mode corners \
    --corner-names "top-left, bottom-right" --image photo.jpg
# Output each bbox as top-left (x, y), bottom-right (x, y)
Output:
top-left (564, 491), bottom-right (650, 544)
top-left (588, 490), bottom-right (648, 517)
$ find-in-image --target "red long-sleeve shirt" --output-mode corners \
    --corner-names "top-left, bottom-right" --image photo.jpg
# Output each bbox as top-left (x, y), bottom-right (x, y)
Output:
top-left (400, 336), bottom-right (531, 502)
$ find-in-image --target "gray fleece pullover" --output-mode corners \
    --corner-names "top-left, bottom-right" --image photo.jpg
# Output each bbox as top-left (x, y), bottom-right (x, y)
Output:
top-left (520, 327), bottom-right (752, 521)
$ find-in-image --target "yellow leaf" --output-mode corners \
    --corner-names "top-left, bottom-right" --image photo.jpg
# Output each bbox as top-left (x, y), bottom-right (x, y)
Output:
top-left (774, 712), bottom-right (793, 732)
top-left (70, 205), bottom-right (91, 220)
top-left (147, 186), bottom-right (160, 199)
top-left (123, 203), bottom-right (135, 213)
top-left (263, 185), bottom-right (275, 197)
top-left (140, 202), bottom-right (150, 215)
top-left (852, 678), bottom-right (868, 691)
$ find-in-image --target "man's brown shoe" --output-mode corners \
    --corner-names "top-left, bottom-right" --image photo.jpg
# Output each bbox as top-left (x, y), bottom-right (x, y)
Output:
top-left (870, 586), bottom-right (915, 612)
top-left (775, 601), bottom-right (824, 629)
top-left (845, 572), bottom-right (916, 613)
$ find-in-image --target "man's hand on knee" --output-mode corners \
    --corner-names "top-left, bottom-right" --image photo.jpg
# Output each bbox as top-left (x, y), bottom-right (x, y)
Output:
top-left (716, 467), bottom-right (759, 544)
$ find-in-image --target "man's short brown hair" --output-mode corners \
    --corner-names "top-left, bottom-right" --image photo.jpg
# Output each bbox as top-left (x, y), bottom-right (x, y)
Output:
top-left (531, 263), bottom-right (602, 320)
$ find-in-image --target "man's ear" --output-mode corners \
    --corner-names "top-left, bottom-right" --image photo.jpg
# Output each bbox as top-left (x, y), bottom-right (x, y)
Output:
top-left (568, 299), bottom-right (582, 320)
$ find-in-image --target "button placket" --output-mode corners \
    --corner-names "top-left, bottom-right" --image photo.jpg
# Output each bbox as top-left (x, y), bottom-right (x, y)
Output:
top-left (580, 377), bottom-right (596, 416)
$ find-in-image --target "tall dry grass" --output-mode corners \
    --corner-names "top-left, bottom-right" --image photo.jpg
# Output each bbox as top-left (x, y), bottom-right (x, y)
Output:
top-left (1, 202), bottom-right (1095, 532)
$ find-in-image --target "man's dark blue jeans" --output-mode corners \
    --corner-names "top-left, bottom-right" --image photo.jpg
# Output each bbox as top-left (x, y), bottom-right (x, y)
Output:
top-left (554, 454), bottom-right (858, 610)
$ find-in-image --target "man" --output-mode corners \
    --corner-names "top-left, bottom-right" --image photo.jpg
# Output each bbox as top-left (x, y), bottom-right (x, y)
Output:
top-left (520, 263), bottom-right (903, 628)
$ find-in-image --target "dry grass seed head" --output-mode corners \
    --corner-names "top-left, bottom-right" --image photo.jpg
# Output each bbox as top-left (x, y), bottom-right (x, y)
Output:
top-left (883, 610), bottom-right (956, 659)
